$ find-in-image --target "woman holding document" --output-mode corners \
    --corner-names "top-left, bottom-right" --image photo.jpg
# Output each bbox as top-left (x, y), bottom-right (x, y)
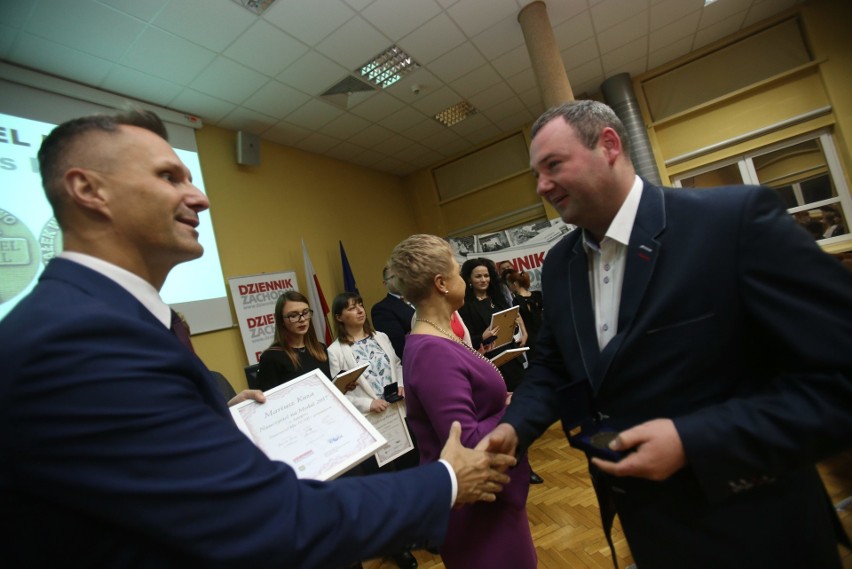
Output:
top-left (389, 235), bottom-right (536, 569)
top-left (457, 258), bottom-right (527, 391)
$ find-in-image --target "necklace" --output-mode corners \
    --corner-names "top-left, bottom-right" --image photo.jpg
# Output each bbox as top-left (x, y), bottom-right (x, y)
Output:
top-left (415, 318), bottom-right (504, 380)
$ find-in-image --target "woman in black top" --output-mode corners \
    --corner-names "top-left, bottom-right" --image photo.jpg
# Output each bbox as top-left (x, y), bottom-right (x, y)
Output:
top-left (257, 291), bottom-right (330, 391)
top-left (507, 270), bottom-right (544, 358)
top-left (456, 258), bottom-right (527, 391)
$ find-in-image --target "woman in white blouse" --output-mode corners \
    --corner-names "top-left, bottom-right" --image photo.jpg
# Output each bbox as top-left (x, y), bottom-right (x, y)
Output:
top-left (328, 292), bottom-right (404, 414)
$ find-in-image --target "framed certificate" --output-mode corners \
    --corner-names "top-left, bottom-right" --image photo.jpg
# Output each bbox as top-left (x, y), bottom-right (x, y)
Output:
top-left (363, 402), bottom-right (414, 467)
top-left (489, 346), bottom-right (529, 367)
top-left (488, 306), bottom-right (520, 350)
top-left (230, 369), bottom-right (387, 481)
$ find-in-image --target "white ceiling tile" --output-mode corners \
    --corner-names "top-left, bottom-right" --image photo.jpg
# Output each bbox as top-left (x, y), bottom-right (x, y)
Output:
top-left (218, 107), bottom-right (278, 134)
top-left (429, 42), bottom-right (487, 83)
top-left (447, 0), bottom-right (519, 38)
top-left (420, 128), bottom-right (465, 152)
top-left (383, 68), bottom-right (442, 104)
top-left (284, 99), bottom-right (344, 129)
top-left (649, 11), bottom-right (701, 52)
top-left (0, 25), bottom-right (17, 59)
top-left (121, 28), bottom-right (216, 84)
top-left (342, 0), bottom-right (377, 11)
top-left (745, 0), bottom-right (804, 27)
top-left (369, 133), bottom-right (416, 155)
top-left (694, 12), bottom-right (748, 50)
top-left (491, 44), bottom-right (532, 79)
top-left (648, 36), bottom-right (693, 69)
top-left (411, 85), bottom-right (465, 116)
top-left (325, 140), bottom-right (370, 162)
top-left (242, 81), bottom-right (312, 119)
top-left (464, 123), bottom-right (503, 145)
top-left (26, 0), bottom-right (144, 59)
top-left (348, 149), bottom-right (388, 169)
top-left (361, 0), bottom-right (443, 41)
top-left (450, 64), bottom-right (503, 98)
top-left (102, 65), bottom-right (182, 106)
top-left (602, 54), bottom-right (647, 80)
top-left (190, 57), bottom-right (269, 104)
top-left (398, 13), bottom-right (466, 65)
top-left (99, 0), bottom-right (169, 22)
top-left (402, 118), bottom-right (445, 140)
top-left (315, 16), bottom-right (391, 71)
top-left (435, 0), bottom-right (460, 8)
top-left (471, 15), bottom-right (525, 60)
top-left (699, 0), bottom-right (752, 27)
top-left (481, 94), bottom-right (527, 118)
top-left (9, 33), bottom-right (114, 87)
top-left (516, 85), bottom-right (543, 112)
top-left (591, 0), bottom-right (648, 32)
top-left (378, 107), bottom-right (429, 131)
top-left (349, 92), bottom-right (407, 121)
top-left (171, 89), bottom-right (236, 123)
top-left (601, 37), bottom-right (647, 74)
top-left (489, 106), bottom-right (534, 131)
top-left (225, 20), bottom-right (309, 77)
top-left (553, 11), bottom-right (595, 51)
top-left (319, 112), bottom-right (372, 138)
top-left (264, 120), bottom-right (313, 146)
top-left (469, 81), bottom-right (516, 111)
top-left (153, 0), bottom-right (255, 52)
top-left (445, 112), bottom-right (492, 137)
top-left (297, 131), bottom-right (343, 154)
top-left (394, 142), bottom-right (442, 165)
top-left (350, 123), bottom-right (396, 147)
top-left (561, 37), bottom-right (602, 69)
top-left (533, 0), bottom-right (589, 27)
top-left (505, 67), bottom-right (537, 95)
top-left (277, 51), bottom-right (349, 95)
top-left (263, 0), bottom-right (355, 46)
top-left (565, 58), bottom-right (605, 90)
top-left (597, 11), bottom-right (648, 54)
top-left (651, 0), bottom-right (702, 30)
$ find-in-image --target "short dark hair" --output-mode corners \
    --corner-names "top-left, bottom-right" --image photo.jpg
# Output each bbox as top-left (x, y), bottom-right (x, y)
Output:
top-left (37, 108), bottom-right (168, 224)
top-left (530, 100), bottom-right (631, 158)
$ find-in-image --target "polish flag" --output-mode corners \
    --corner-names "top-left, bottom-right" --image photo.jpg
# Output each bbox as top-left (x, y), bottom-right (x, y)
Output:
top-left (302, 239), bottom-right (332, 345)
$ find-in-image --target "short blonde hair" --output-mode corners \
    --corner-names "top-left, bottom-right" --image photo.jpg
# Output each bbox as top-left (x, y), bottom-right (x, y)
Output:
top-left (389, 234), bottom-right (455, 305)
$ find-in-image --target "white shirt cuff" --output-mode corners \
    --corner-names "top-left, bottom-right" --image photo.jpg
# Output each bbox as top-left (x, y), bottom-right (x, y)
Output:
top-left (438, 459), bottom-right (458, 506)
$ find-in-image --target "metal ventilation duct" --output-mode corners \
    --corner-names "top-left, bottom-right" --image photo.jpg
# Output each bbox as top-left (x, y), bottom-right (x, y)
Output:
top-left (601, 73), bottom-right (661, 185)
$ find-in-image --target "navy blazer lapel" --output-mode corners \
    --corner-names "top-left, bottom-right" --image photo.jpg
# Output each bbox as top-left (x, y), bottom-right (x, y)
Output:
top-left (596, 184), bottom-right (666, 383)
top-left (566, 237), bottom-right (601, 384)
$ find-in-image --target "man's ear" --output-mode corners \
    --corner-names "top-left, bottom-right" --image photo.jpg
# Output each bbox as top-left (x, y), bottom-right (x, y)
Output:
top-left (599, 127), bottom-right (623, 164)
top-left (64, 168), bottom-right (112, 218)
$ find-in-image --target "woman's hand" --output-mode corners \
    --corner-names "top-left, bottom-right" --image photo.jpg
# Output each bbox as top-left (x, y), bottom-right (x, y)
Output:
top-left (398, 386), bottom-right (405, 398)
top-left (370, 399), bottom-right (389, 413)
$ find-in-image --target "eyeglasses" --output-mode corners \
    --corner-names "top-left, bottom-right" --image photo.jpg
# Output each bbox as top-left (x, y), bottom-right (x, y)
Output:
top-left (284, 309), bottom-right (314, 323)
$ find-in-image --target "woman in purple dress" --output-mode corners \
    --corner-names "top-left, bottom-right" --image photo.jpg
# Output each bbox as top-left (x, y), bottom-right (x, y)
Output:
top-left (389, 234), bottom-right (536, 569)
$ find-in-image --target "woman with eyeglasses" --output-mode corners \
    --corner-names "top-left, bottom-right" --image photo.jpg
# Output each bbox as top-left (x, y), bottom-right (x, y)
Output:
top-left (256, 291), bottom-right (330, 391)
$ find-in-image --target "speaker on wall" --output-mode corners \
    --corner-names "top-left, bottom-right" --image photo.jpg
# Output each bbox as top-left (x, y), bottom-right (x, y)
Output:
top-left (236, 131), bottom-right (260, 165)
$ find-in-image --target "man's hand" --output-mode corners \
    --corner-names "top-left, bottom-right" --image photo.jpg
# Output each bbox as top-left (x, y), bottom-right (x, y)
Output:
top-left (590, 418), bottom-right (686, 481)
top-left (227, 389), bottom-right (266, 407)
top-left (475, 423), bottom-right (519, 457)
top-left (440, 421), bottom-right (516, 505)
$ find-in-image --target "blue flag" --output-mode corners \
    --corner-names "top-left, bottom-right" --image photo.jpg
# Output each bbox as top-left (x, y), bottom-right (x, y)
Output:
top-left (340, 241), bottom-right (359, 294)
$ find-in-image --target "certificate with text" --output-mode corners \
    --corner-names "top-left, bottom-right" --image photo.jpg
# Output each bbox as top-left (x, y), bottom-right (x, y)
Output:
top-left (364, 401), bottom-right (414, 467)
top-left (230, 370), bottom-right (386, 480)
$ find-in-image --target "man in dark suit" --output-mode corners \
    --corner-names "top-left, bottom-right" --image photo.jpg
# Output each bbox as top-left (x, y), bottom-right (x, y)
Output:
top-left (479, 100), bottom-right (852, 567)
top-left (371, 264), bottom-right (415, 360)
top-left (0, 109), bottom-right (515, 568)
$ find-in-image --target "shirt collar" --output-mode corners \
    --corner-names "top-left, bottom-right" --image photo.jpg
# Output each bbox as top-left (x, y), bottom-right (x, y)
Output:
top-left (59, 252), bottom-right (172, 328)
top-left (583, 175), bottom-right (644, 249)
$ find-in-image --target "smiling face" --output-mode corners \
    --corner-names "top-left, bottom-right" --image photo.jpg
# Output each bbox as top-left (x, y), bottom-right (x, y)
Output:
top-left (79, 125), bottom-right (210, 284)
top-left (469, 264), bottom-right (491, 294)
top-left (529, 117), bottom-right (623, 240)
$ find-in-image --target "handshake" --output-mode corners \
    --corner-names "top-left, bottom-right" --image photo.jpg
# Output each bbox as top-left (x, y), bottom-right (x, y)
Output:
top-left (439, 421), bottom-right (519, 505)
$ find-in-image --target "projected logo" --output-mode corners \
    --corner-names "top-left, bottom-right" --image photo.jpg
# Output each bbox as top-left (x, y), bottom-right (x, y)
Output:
top-left (39, 217), bottom-right (63, 265)
top-left (0, 208), bottom-right (40, 305)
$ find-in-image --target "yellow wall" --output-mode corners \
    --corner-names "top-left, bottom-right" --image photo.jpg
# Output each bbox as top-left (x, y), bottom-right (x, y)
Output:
top-left (190, 124), bottom-right (418, 390)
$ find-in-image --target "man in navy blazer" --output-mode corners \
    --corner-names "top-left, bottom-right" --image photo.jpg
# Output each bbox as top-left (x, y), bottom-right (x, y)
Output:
top-left (371, 264), bottom-right (416, 360)
top-left (0, 109), bottom-right (515, 568)
top-left (480, 101), bottom-right (852, 567)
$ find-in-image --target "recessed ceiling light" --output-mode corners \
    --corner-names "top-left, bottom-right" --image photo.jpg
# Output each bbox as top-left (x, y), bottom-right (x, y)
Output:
top-left (704, 0), bottom-right (720, 6)
top-left (435, 101), bottom-right (477, 127)
top-left (358, 46), bottom-right (420, 89)
top-left (231, 0), bottom-right (277, 15)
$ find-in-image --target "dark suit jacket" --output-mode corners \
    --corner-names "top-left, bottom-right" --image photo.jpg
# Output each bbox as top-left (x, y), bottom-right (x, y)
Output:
top-left (0, 259), bottom-right (451, 568)
top-left (371, 294), bottom-right (415, 360)
top-left (502, 184), bottom-right (852, 568)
